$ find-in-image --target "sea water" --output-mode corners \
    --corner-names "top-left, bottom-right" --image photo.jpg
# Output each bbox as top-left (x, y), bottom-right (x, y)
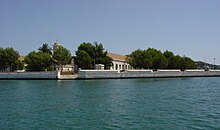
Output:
top-left (0, 77), bottom-right (220, 129)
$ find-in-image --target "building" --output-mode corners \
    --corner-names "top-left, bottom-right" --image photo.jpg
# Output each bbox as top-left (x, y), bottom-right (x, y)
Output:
top-left (95, 64), bottom-right (105, 70)
top-left (107, 52), bottom-right (131, 70)
top-left (53, 42), bottom-right (61, 53)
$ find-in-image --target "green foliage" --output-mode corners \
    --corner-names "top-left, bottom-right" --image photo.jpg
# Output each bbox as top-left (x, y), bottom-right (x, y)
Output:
top-left (38, 43), bottom-right (52, 55)
top-left (15, 60), bottom-right (24, 70)
top-left (0, 47), bottom-right (22, 72)
top-left (126, 49), bottom-right (152, 69)
top-left (76, 50), bottom-right (93, 69)
top-left (127, 48), bottom-right (196, 70)
top-left (76, 42), bottom-right (113, 69)
top-left (146, 48), bottom-right (168, 70)
top-left (152, 53), bottom-right (168, 70)
top-left (179, 56), bottom-right (197, 71)
top-left (77, 42), bottom-right (95, 58)
top-left (24, 51), bottom-right (53, 71)
top-left (53, 46), bottom-right (72, 65)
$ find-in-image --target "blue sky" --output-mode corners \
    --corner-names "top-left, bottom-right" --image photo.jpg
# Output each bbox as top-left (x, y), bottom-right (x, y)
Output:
top-left (0, 0), bottom-right (220, 64)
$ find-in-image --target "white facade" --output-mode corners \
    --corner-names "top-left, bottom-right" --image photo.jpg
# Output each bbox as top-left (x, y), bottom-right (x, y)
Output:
top-left (107, 52), bottom-right (131, 71)
top-left (110, 60), bottom-right (131, 70)
top-left (95, 64), bottom-right (105, 70)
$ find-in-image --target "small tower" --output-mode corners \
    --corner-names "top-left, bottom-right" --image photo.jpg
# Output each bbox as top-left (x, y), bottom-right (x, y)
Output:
top-left (53, 42), bottom-right (61, 53)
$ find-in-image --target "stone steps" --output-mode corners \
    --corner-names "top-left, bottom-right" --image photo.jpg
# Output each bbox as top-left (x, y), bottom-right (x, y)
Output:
top-left (58, 74), bottom-right (78, 80)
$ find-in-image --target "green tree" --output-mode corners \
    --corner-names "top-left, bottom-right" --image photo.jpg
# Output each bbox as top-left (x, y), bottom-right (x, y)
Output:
top-left (151, 53), bottom-right (168, 70)
top-left (0, 47), bottom-right (6, 71)
top-left (126, 49), bottom-right (152, 69)
top-left (15, 60), bottom-right (24, 70)
top-left (127, 47), bottom-right (196, 70)
top-left (145, 48), bottom-right (168, 70)
top-left (38, 43), bottom-right (52, 55)
top-left (76, 50), bottom-right (93, 69)
top-left (164, 50), bottom-right (175, 69)
top-left (53, 46), bottom-right (72, 65)
top-left (179, 56), bottom-right (197, 71)
top-left (24, 51), bottom-right (53, 71)
top-left (0, 47), bottom-right (21, 72)
top-left (76, 42), bottom-right (112, 69)
top-left (77, 42), bottom-right (95, 58)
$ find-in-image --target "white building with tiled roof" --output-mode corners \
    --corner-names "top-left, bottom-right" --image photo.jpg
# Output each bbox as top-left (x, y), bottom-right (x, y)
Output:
top-left (107, 52), bottom-right (131, 70)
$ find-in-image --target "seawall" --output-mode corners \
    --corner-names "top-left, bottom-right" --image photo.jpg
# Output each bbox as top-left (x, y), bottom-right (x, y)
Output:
top-left (1, 70), bottom-right (220, 80)
top-left (0, 71), bottom-right (58, 80)
top-left (77, 69), bottom-right (220, 79)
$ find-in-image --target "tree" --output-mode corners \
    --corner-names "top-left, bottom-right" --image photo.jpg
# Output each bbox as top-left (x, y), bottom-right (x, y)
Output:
top-left (75, 42), bottom-right (112, 69)
top-left (163, 50), bottom-right (175, 69)
top-left (24, 51), bottom-right (53, 71)
top-left (179, 56), bottom-right (197, 71)
top-left (76, 50), bottom-right (93, 69)
top-left (15, 60), bottom-right (24, 70)
top-left (126, 49), bottom-right (152, 69)
top-left (151, 53), bottom-right (168, 70)
top-left (0, 47), bottom-right (21, 72)
top-left (77, 42), bottom-right (94, 58)
top-left (127, 47), bottom-right (196, 70)
top-left (38, 43), bottom-right (52, 55)
top-left (145, 48), bottom-right (168, 70)
top-left (53, 46), bottom-right (72, 65)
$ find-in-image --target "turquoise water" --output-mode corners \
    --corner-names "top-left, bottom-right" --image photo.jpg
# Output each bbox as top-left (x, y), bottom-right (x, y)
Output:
top-left (0, 78), bottom-right (220, 129)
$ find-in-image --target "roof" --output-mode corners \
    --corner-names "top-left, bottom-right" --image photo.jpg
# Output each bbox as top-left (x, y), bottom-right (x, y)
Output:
top-left (107, 52), bottom-right (126, 61)
top-left (19, 56), bottom-right (25, 61)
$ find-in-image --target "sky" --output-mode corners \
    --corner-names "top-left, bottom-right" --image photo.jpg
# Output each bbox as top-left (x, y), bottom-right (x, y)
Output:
top-left (0, 0), bottom-right (220, 64)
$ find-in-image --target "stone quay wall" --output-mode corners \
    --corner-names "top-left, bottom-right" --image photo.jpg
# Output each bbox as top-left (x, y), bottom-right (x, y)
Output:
top-left (77, 69), bottom-right (220, 79)
top-left (0, 71), bottom-right (58, 79)
top-left (1, 70), bottom-right (220, 80)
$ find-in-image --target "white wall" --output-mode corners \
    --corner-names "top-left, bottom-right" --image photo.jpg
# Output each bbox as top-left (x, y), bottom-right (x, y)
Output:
top-left (78, 69), bottom-right (220, 79)
top-left (110, 61), bottom-right (131, 70)
top-left (0, 71), bottom-right (58, 79)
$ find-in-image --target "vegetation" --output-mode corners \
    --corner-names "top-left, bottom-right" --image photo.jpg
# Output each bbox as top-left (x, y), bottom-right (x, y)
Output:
top-left (53, 46), bottom-right (72, 65)
top-left (127, 48), bottom-right (196, 71)
top-left (0, 43), bottom-right (197, 72)
top-left (38, 43), bottom-right (52, 55)
top-left (24, 43), bottom-right (72, 71)
top-left (24, 51), bottom-right (53, 71)
top-left (0, 47), bottom-right (23, 72)
top-left (75, 42), bottom-right (113, 69)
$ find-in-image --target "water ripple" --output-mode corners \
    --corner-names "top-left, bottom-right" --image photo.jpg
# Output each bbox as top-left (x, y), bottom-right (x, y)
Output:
top-left (0, 77), bottom-right (220, 129)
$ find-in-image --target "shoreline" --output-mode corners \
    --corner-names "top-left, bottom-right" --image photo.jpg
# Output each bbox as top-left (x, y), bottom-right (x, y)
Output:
top-left (1, 70), bottom-right (220, 80)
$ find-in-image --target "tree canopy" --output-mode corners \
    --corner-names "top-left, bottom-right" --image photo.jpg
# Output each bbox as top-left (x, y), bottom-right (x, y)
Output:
top-left (127, 48), bottom-right (196, 71)
top-left (0, 47), bottom-right (23, 72)
top-left (38, 43), bottom-right (52, 55)
top-left (24, 44), bottom-right (72, 71)
top-left (75, 42), bottom-right (113, 69)
top-left (24, 51), bottom-right (53, 71)
top-left (53, 46), bottom-right (72, 65)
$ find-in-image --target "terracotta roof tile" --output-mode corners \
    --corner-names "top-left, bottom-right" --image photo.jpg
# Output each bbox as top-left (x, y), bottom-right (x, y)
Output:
top-left (19, 56), bottom-right (25, 61)
top-left (107, 52), bottom-right (126, 61)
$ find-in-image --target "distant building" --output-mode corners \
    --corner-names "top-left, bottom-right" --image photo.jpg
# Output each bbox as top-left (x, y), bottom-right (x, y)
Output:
top-left (18, 56), bottom-right (25, 61)
top-left (107, 52), bottom-right (131, 70)
top-left (53, 42), bottom-right (61, 53)
top-left (10, 56), bottom-right (26, 72)
top-left (95, 64), bottom-right (105, 70)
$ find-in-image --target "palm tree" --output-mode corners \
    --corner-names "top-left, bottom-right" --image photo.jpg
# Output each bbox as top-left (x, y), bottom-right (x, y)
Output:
top-left (38, 43), bottom-right (52, 55)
